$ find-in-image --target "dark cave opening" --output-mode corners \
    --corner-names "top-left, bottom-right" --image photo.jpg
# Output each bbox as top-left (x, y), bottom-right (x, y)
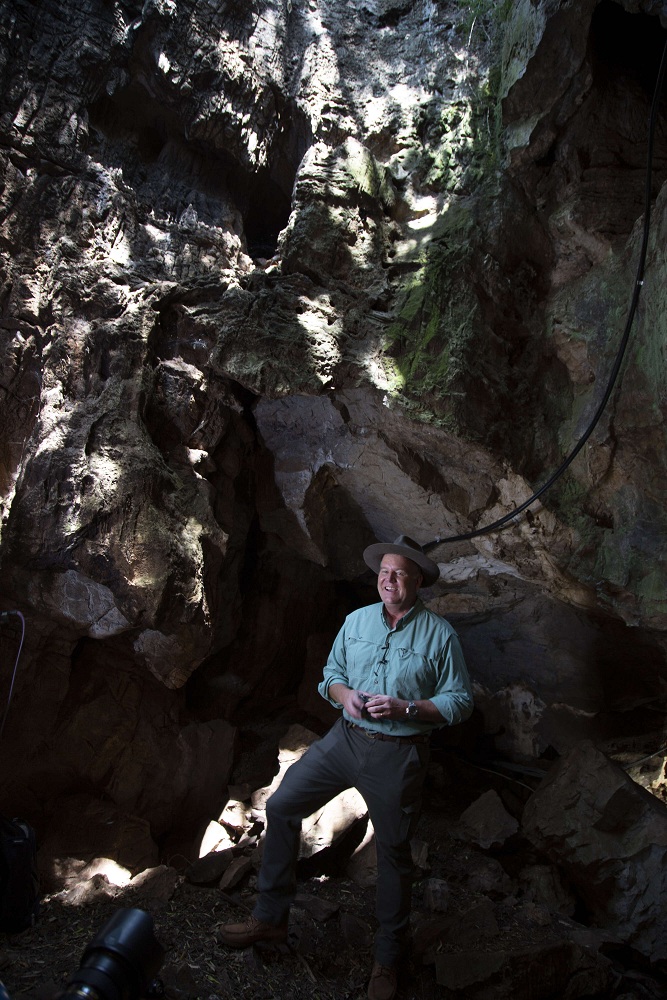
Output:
top-left (87, 81), bottom-right (309, 257)
top-left (242, 169), bottom-right (292, 258)
top-left (589, 0), bottom-right (667, 99)
top-left (583, 0), bottom-right (667, 225)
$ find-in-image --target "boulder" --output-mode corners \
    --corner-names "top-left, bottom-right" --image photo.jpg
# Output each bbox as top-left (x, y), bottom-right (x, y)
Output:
top-left (422, 877), bottom-right (450, 913)
top-left (457, 790), bottom-right (520, 850)
top-left (522, 740), bottom-right (667, 961)
top-left (37, 794), bottom-right (159, 891)
top-left (434, 941), bottom-right (613, 999)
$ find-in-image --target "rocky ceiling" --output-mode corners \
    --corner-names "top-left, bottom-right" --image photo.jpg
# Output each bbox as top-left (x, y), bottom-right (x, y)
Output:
top-left (0, 0), bottom-right (667, 847)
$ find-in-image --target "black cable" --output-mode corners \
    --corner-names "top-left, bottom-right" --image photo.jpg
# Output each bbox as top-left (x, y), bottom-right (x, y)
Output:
top-left (0, 611), bottom-right (26, 741)
top-left (424, 36), bottom-right (667, 553)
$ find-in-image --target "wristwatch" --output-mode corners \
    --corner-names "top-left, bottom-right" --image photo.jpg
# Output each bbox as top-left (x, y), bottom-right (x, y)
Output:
top-left (406, 701), bottom-right (418, 718)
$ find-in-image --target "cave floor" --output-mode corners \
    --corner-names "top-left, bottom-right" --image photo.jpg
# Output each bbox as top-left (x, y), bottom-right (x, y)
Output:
top-left (1, 758), bottom-right (666, 1000)
top-left (0, 848), bottom-right (549, 1000)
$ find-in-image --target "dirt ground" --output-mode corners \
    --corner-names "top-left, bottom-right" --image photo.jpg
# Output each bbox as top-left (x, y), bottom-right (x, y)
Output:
top-left (0, 848), bottom-right (464, 1000)
top-left (0, 849), bottom-right (554, 1000)
top-left (0, 755), bottom-right (524, 1000)
top-left (1, 755), bottom-right (666, 1000)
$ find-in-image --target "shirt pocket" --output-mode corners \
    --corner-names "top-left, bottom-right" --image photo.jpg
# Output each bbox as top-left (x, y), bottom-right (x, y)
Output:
top-left (396, 647), bottom-right (436, 698)
top-left (346, 635), bottom-right (381, 683)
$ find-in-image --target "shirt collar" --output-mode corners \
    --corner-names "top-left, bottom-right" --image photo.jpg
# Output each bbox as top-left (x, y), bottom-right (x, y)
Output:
top-left (381, 597), bottom-right (424, 630)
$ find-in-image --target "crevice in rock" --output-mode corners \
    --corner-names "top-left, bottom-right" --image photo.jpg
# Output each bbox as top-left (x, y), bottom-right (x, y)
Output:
top-left (590, 0), bottom-right (667, 103)
top-left (376, 3), bottom-right (415, 30)
top-left (87, 76), bottom-right (311, 257)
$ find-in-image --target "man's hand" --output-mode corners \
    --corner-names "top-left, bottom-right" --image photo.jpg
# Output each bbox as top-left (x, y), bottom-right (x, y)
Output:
top-left (329, 684), bottom-right (372, 720)
top-left (364, 695), bottom-right (400, 721)
top-left (328, 684), bottom-right (443, 724)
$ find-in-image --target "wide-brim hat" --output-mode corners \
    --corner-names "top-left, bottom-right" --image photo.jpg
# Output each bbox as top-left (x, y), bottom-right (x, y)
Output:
top-left (363, 534), bottom-right (440, 587)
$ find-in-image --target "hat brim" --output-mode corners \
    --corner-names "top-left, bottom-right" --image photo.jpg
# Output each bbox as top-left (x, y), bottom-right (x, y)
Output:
top-left (363, 542), bottom-right (440, 587)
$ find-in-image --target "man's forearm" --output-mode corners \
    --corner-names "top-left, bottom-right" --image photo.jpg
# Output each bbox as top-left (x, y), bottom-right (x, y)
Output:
top-left (328, 682), bottom-right (352, 705)
top-left (411, 698), bottom-right (446, 724)
top-left (328, 683), bottom-right (369, 720)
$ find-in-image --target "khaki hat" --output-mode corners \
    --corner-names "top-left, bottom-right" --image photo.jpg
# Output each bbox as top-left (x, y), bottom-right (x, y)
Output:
top-left (363, 534), bottom-right (440, 587)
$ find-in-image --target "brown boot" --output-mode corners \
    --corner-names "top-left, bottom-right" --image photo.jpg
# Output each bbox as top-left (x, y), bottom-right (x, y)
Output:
top-left (367, 962), bottom-right (398, 1000)
top-left (217, 914), bottom-right (288, 948)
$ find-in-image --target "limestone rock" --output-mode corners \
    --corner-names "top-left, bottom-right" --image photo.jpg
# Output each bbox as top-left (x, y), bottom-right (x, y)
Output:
top-left (37, 794), bottom-right (159, 891)
top-left (52, 873), bottom-right (121, 907)
top-left (339, 912), bottom-right (373, 952)
top-left (458, 790), bottom-right (520, 850)
top-left (219, 855), bottom-right (254, 890)
top-left (522, 740), bottom-right (667, 961)
top-left (185, 848), bottom-right (235, 886)
top-left (422, 877), bottom-right (450, 913)
top-left (198, 820), bottom-right (236, 858)
top-left (294, 892), bottom-right (340, 922)
top-left (129, 864), bottom-right (181, 904)
top-left (414, 898), bottom-right (501, 963)
top-left (410, 838), bottom-right (430, 870)
top-left (518, 863), bottom-right (576, 916)
top-left (345, 833), bottom-right (377, 888)
top-left (464, 855), bottom-right (516, 899)
top-left (433, 941), bottom-right (613, 999)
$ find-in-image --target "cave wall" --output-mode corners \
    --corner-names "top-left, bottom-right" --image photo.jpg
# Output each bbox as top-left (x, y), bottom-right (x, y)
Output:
top-left (1, 0), bottom-right (667, 851)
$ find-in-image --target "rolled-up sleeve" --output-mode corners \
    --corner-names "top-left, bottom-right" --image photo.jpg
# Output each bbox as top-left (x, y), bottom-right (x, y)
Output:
top-left (428, 632), bottom-right (474, 726)
top-left (318, 621), bottom-right (350, 707)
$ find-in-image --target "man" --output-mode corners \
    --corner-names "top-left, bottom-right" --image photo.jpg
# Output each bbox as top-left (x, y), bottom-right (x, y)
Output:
top-left (219, 535), bottom-right (473, 1000)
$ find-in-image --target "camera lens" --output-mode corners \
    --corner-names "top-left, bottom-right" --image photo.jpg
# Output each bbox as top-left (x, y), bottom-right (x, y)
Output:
top-left (62, 909), bottom-right (164, 1000)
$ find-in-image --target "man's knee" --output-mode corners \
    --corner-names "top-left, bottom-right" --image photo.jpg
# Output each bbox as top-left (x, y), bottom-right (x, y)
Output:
top-left (265, 778), bottom-right (312, 826)
top-left (265, 786), bottom-right (290, 822)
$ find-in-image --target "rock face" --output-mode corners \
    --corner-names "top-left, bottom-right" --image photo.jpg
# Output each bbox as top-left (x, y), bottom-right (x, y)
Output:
top-left (523, 740), bottom-right (667, 962)
top-left (0, 0), bottom-right (667, 855)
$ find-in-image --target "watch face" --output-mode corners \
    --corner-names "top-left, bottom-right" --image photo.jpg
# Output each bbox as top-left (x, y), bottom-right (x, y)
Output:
top-left (408, 702), bottom-right (418, 717)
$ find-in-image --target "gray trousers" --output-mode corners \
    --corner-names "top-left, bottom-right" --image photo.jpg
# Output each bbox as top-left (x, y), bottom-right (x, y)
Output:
top-left (253, 718), bottom-right (430, 965)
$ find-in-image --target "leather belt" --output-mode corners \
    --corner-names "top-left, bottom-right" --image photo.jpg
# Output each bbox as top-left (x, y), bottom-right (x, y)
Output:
top-left (345, 720), bottom-right (430, 745)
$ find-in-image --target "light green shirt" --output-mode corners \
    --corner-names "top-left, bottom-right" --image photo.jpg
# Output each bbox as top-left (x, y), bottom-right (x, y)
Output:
top-left (318, 598), bottom-right (473, 735)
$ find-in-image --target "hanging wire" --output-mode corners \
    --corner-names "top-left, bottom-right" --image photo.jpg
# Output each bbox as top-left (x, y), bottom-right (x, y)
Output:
top-left (423, 35), bottom-right (667, 554)
top-left (0, 611), bottom-right (26, 741)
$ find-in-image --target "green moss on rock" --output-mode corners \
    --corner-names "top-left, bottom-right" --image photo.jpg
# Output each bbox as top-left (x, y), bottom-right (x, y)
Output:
top-left (343, 138), bottom-right (396, 210)
top-left (385, 204), bottom-right (481, 429)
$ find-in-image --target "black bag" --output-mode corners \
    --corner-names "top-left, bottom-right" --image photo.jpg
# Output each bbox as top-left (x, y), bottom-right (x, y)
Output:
top-left (0, 815), bottom-right (39, 933)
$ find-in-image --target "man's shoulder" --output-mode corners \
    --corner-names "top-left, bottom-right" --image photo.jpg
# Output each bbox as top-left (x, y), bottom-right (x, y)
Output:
top-left (340, 603), bottom-right (386, 639)
top-left (345, 602), bottom-right (382, 625)
top-left (414, 602), bottom-right (458, 636)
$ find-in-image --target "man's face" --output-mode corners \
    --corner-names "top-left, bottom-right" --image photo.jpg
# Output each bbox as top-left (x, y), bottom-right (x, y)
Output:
top-left (377, 553), bottom-right (423, 616)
